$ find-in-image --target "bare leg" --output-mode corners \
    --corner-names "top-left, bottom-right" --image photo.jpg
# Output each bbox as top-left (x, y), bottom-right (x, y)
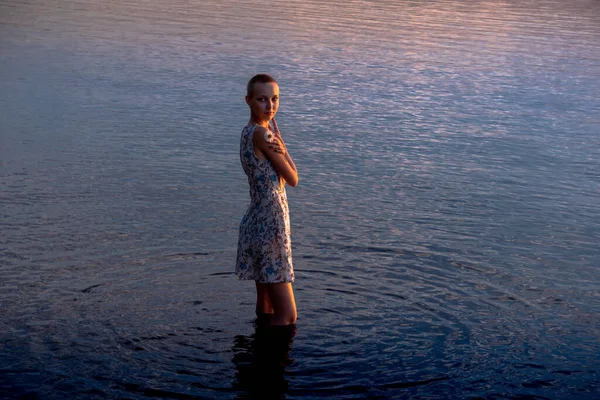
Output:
top-left (265, 282), bottom-right (297, 326)
top-left (255, 281), bottom-right (274, 318)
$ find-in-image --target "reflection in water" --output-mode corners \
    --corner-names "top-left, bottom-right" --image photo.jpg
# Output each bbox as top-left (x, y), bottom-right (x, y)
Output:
top-left (232, 320), bottom-right (296, 399)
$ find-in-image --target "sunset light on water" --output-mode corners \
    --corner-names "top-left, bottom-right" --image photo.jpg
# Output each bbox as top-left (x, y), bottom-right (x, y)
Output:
top-left (1, 1), bottom-right (599, 398)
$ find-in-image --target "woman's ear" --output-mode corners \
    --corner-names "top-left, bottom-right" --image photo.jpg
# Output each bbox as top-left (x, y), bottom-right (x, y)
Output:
top-left (245, 95), bottom-right (250, 105)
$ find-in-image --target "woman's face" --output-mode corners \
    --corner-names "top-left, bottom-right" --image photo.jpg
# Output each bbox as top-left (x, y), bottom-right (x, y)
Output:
top-left (246, 82), bottom-right (279, 125)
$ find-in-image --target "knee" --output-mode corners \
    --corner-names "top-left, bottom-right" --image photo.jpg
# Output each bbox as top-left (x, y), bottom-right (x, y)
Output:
top-left (274, 307), bottom-right (297, 325)
top-left (284, 307), bottom-right (297, 325)
top-left (286, 310), bottom-right (297, 325)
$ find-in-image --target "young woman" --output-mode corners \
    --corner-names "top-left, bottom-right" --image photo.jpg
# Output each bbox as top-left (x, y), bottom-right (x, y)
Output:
top-left (236, 74), bottom-right (298, 326)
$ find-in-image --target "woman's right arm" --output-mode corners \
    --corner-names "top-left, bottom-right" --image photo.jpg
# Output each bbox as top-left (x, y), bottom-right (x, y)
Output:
top-left (253, 127), bottom-right (299, 187)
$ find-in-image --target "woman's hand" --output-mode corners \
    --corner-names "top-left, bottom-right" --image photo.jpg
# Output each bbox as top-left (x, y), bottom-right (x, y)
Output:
top-left (267, 136), bottom-right (287, 155)
top-left (271, 117), bottom-right (281, 136)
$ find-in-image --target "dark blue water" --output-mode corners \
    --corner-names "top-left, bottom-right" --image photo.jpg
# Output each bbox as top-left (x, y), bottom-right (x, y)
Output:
top-left (1, 0), bottom-right (599, 398)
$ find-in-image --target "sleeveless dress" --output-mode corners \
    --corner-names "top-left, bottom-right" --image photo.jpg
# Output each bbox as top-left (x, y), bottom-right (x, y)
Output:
top-left (236, 124), bottom-right (294, 283)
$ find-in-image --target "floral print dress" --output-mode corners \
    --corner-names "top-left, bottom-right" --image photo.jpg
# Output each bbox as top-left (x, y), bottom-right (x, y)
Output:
top-left (236, 124), bottom-right (294, 283)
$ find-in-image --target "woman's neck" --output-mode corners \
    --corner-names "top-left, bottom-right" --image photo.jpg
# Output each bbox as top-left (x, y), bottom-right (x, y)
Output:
top-left (248, 118), bottom-right (270, 129)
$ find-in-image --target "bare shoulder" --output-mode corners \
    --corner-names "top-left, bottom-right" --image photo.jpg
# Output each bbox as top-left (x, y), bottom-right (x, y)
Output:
top-left (253, 125), bottom-right (268, 137)
top-left (253, 126), bottom-right (274, 145)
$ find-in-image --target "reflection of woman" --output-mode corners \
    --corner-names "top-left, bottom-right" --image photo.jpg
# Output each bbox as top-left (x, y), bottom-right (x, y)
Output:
top-left (232, 322), bottom-right (296, 398)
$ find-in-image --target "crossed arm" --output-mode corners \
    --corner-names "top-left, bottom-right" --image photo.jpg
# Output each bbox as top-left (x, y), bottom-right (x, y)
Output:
top-left (253, 119), bottom-right (298, 187)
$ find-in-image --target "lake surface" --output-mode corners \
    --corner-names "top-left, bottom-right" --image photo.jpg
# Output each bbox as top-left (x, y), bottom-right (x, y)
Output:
top-left (1, 0), bottom-right (599, 398)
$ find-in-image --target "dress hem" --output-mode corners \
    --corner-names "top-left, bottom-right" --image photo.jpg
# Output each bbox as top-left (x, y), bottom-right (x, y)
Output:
top-left (237, 276), bottom-right (295, 284)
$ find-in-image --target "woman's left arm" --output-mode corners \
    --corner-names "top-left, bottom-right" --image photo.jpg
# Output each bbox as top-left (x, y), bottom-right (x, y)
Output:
top-left (272, 118), bottom-right (297, 172)
top-left (283, 145), bottom-right (297, 172)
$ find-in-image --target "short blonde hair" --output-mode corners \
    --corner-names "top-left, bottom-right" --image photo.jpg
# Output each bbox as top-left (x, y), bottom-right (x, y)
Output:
top-left (247, 74), bottom-right (277, 98)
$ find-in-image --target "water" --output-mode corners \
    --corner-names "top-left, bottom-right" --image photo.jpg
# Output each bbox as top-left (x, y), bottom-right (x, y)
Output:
top-left (1, 0), bottom-right (599, 398)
